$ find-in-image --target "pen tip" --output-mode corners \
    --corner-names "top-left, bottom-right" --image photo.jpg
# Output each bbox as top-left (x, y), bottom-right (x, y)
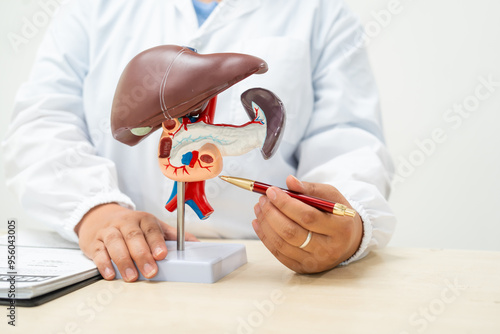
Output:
top-left (217, 175), bottom-right (253, 191)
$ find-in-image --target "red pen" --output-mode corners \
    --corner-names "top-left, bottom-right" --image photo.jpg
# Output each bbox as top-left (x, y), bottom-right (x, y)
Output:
top-left (219, 175), bottom-right (356, 217)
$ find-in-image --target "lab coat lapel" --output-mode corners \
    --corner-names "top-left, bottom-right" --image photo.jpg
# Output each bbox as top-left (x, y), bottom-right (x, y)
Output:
top-left (173, 0), bottom-right (199, 35)
top-left (200, 0), bottom-right (262, 36)
top-left (172, 0), bottom-right (262, 49)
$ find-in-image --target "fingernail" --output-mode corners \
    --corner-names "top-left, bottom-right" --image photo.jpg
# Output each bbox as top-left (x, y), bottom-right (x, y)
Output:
top-left (144, 263), bottom-right (156, 277)
top-left (104, 267), bottom-right (114, 279)
top-left (252, 219), bottom-right (261, 233)
top-left (254, 203), bottom-right (261, 216)
top-left (291, 175), bottom-right (304, 188)
top-left (267, 187), bottom-right (277, 201)
top-left (125, 268), bottom-right (136, 281)
top-left (154, 247), bottom-right (164, 257)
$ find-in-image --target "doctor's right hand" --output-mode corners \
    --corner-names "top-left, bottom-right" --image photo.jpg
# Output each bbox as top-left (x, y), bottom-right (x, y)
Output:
top-left (74, 203), bottom-right (198, 282)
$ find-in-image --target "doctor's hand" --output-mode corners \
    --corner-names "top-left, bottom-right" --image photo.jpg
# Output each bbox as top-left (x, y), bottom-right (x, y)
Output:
top-left (252, 175), bottom-right (363, 274)
top-left (74, 203), bottom-right (198, 282)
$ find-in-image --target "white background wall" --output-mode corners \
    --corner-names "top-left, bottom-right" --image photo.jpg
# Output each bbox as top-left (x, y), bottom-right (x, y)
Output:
top-left (1, 0), bottom-right (499, 251)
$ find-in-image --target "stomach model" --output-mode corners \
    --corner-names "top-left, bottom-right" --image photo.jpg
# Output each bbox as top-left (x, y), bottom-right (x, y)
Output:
top-left (110, 45), bottom-right (286, 220)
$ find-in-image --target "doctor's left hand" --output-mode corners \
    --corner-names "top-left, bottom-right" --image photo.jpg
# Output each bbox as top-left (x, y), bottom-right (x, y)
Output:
top-left (252, 175), bottom-right (363, 274)
top-left (74, 204), bottom-right (198, 282)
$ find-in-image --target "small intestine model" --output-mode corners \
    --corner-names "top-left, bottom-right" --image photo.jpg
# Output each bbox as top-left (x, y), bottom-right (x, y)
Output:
top-left (111, 45), bottom-right (286, 220)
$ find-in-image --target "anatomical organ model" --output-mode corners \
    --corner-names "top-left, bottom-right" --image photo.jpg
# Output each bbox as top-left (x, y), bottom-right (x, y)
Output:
top-left (110, 45), bottom-right (286, 223)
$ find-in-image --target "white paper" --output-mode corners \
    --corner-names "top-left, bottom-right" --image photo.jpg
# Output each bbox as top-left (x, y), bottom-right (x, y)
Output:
top-left (0, 246), bottom-right (97, 299)
top-left (0, 229), bottom-right (79, 249)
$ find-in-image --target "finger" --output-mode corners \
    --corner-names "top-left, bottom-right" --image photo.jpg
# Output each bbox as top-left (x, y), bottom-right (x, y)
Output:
top-left (160, 221), bottom-right (200, 242)
top-left (254, 197), bottom-right (311, 248)
top-left (285, 175), bottom-right (306, 193)
top-left (120, 221), bottom-right (158, 279)
top-left (265, 186), bottom-right (334, 235)
top-left (102, 228), bottom-right (138, 282)
top-left (286, 175), bottom-right (346, 204)
top-left (90, 240), bottom-right (115, 280)
top-left (254, 202), bottom-right (314, 255)
top-left (286, 175), bottom-right (357, 225)
top-left (254, 213), bottom-right (342, 273)
top-left (185, 231), bottom-right (200, 241)
top-left (139, 216), bottom-right (168, 261)
top-left (160, 221), bottom-right (177, 240)
top-left (256, 198), bottom-right (350, 260)
top-left (252, 219), bottom-right (307, 273)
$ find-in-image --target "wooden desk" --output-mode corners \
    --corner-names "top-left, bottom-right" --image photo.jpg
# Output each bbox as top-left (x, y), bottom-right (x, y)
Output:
top-left (3, 241), bottom-right (500, 334)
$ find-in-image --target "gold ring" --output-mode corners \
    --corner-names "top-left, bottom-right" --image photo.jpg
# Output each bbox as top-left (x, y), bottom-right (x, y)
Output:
top-left (299, 231), bottom-right (312, 249)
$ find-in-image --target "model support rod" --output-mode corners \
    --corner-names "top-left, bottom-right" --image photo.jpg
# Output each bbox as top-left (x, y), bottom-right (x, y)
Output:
top-left (176, 181), bottom-right (186, 251)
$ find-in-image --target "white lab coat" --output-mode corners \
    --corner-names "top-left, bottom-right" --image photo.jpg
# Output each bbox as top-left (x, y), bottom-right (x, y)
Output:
top-left (2, 0), bottom-right (396, 264)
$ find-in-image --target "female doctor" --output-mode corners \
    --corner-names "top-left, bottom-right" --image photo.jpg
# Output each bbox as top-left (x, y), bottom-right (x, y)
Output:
top-left (2, 0), bottom-right (397, 282)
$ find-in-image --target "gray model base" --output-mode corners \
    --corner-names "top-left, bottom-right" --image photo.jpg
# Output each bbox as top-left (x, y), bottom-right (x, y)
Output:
top-left (112, 241), bottom-right (247, 283)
